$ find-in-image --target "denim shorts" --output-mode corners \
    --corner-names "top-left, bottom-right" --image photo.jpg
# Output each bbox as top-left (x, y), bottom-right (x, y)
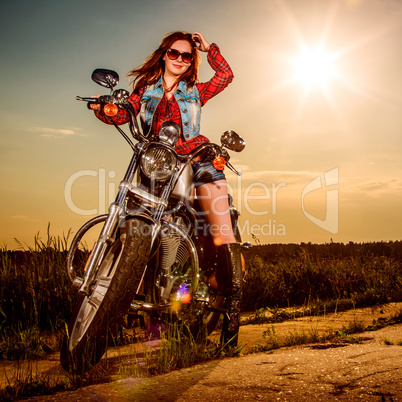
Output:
top-left (192, 160), bottom-right (226, 188)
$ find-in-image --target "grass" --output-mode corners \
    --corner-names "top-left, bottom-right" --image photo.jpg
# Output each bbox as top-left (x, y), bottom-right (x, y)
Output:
top-left (250, 317), bottom-right (366, 353)
top-left (143, 321), bottom-right (242, 376)
top-left (0, 226), bottom-right (84, 361)
top-left (145, 323), bottom-right (210, 375)
top-left (1, 233), bottom-right (402, 398)
top-left (1, 308), bottom-right (400, 400)
top-left (242, 243), bottom-right (402, 311)
top-left (0, 327), bottom-right (56, 360)
top-left (382, 337), bottom-right (395, 346)
top-left (2, 234), bottom-right (401, 359)
top-left (0, 360), bottom-right (68, 401)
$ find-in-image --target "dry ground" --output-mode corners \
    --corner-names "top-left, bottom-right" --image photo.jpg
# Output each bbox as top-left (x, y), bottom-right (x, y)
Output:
top-left (4, 302), bottom-right (402, 401)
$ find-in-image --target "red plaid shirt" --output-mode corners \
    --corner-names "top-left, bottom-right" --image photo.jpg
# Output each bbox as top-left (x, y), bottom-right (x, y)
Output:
top-left (95, 43), bottom-right (234, 154)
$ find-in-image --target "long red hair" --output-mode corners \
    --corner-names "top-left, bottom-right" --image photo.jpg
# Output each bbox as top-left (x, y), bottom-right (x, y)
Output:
top-left (128, 31), bottom-right (201, 94)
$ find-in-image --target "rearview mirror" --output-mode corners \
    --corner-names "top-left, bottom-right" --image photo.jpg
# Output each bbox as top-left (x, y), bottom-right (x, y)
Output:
top-left (91, 69), bottom-right (119, 89)
top-left (220, 130), bottom-right (245, 152)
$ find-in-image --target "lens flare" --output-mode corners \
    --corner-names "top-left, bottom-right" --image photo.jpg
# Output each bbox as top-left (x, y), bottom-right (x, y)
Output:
top-left (174, 283), bottom-right (192, 305)
top-left (171, 300), bottom-right (181, 312)
top-left (180, 293), bottom-right (192, 304)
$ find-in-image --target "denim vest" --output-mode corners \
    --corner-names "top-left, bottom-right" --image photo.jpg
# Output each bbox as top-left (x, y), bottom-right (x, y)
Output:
top-left (139, 77), bottom-right (201, 140)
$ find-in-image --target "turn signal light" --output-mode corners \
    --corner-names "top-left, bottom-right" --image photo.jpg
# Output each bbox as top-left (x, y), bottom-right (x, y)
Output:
top-left (213, 156), bottom-right (226, 171)
top-left (104, 103), bottom-right (118, 116)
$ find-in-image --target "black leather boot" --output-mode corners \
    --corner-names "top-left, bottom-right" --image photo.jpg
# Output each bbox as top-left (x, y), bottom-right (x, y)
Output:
top-left (215, 243), bottom-right (243, 348)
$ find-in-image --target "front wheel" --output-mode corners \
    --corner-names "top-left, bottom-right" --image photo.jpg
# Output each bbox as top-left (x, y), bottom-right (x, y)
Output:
top-left (60, 218), bottom-right (152, 374)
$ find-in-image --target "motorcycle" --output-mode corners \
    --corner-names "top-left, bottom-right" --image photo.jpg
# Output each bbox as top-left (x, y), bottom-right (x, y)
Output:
top-left (60, 68), bottom-right (250, 373)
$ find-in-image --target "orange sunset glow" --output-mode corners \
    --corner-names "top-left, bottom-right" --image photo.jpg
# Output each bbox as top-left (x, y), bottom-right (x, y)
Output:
top-left (1, 0), bottom-right (401, 247)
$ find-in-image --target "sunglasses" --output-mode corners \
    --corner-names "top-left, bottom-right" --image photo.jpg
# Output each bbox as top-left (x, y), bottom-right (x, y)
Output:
top-left (166, 48), bottom-right (193, 64)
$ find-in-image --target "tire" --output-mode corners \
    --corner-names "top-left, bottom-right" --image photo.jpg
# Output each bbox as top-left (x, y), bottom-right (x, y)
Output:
top-left (60, 218), bottom-right (152, 374)
top-left (204, 293), bottom-right (225, 335)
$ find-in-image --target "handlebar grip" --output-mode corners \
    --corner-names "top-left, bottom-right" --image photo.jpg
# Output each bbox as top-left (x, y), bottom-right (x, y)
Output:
top-left (76, 96), bottom-right (99, 102)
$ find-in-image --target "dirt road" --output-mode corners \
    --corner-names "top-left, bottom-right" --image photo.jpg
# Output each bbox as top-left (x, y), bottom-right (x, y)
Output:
top-left (14, 304), bottom-right (402, 401)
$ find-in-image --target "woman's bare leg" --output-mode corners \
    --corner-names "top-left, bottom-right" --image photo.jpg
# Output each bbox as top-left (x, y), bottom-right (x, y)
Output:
top-left (196, 179), bottom-right (236, 246)
top-left (196, 179), bottom-right (245, 288)
top-left (196, 180), bottom-right (243, 347)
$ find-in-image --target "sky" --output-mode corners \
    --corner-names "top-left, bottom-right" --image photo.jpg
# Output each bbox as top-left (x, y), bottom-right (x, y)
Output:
top-left (1, 0), bottom-right (402, 248)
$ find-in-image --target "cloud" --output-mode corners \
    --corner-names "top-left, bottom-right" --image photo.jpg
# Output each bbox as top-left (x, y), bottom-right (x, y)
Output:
top-left (30, 127), bottom-right (86, 138)
top-left (357, 179), bottom-right (396, 192)
top-left (226, 169), bottom-right (329, 202)
top-left (10, 215), bottom-right (39, 222)
top-left (343, 176), bottom-right (402, 199)
top-left (235, 169), bottom-right (402, 202)
top-left (237, 169), bottom-right (321, 186)
top-left (355, 178), bottom-right (401, 193)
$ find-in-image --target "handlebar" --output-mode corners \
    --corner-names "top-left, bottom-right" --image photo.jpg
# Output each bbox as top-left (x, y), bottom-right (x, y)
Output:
top-left (76, 93), bottom-right (242, 176)
top-left (76, 95), bottom-right (111, 103)
top-left (76, 92), bottom-right (142, 142)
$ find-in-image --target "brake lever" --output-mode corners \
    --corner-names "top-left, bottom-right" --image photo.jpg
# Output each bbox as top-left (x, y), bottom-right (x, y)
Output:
top-left (226, 161), bottom-right (241, 176)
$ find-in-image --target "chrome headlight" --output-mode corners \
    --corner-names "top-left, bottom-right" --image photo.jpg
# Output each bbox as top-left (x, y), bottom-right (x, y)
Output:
top-left (141, 147), bottom-right (177, 181)
top-left (159, 121), bottom-right (181, 146)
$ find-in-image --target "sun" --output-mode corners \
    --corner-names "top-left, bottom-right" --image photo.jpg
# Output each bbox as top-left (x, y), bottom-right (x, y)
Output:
top-left (292, 47), bottom-right (337, 90)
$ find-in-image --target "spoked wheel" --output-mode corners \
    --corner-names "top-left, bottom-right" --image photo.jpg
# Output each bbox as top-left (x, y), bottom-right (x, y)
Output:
top-left (60, 218), bottom-right (152, 374)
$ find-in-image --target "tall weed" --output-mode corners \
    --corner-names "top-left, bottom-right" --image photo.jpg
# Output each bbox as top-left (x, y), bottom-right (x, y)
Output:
top-left (0, 226), bottom-right (81, 359)
top-left (242, 245), bottom-right (402, 311)
top-left (1, 234), bottom-right (402, 361)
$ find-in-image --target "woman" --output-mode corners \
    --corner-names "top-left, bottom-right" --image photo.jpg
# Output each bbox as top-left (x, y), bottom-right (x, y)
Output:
top-left (90, 31), bottom-right (242, 348)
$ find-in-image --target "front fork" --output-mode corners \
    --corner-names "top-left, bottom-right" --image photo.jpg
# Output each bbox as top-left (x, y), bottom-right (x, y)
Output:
top-left (77, 203), bottom-right (124, 295)
top-left (77, 146), bottom-right (143, 296)
top-left (75, 143), bottom-right (176, 296)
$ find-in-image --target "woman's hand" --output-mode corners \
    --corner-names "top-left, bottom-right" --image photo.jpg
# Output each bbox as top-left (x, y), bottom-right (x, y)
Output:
top-left (89, 94), bottom-right (101, 111)
top-left (192, 32), bottom-right (210, 52)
